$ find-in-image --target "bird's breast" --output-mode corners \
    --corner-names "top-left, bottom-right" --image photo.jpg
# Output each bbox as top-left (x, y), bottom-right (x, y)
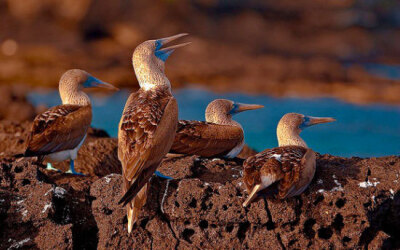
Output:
top-left (45, 135), bottom-right (86, 162)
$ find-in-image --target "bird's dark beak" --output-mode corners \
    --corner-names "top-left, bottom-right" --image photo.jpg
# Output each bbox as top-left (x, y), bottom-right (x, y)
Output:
top-left (303, 116), bottom-right (336, 127)
top-left (230, 103), bottom-right (264, 114)
top-left (155, 33), bottom-right (190, 61)
top-left (83, 76), bottom-right (119, 91)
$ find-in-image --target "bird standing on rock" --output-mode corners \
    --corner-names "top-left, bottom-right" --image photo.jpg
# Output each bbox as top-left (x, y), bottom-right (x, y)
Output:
top-left (118, 33), bottom-right (189, 233)
top-left (242, 113), bottom-right (335, 207)
top-left (170, 99), bottom-right (263, 158)
top-left (19, 69), bottom-right (118, 175)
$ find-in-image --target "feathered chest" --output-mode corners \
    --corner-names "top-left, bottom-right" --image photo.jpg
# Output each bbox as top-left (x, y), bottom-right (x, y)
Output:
top-left (119, 89), bottom-right (172, 150)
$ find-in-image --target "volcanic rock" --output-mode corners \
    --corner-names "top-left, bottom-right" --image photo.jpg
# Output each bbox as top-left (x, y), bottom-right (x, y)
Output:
top-left (0, 120), bottom-right (399, 249)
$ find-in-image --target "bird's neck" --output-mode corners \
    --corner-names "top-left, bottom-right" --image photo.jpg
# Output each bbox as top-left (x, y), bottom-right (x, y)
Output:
top-left (206, 114), bottom-right (241, 128)
top-left (134, 62), bottom-right (171, 92)
top-left (60, 88), bottom-right (91, 106)
top-left (277, 126), bottom-right (308, 148)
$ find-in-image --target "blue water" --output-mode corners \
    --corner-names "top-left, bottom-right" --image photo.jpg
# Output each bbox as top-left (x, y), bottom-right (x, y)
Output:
top-left (28, 88), bottom-right (400, 158)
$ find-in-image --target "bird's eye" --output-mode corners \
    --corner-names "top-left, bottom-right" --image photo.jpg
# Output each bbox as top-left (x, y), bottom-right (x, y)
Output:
top-left (229, 103), bottom-right (238, 114)
top-left (299, 116), bottom-right (309, 129)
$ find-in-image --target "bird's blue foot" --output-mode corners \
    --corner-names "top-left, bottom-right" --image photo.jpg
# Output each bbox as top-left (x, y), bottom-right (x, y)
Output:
top-left (154, 170), bottom-right (173, 180)
top-left (65, 160), bottom-right (85, 176)
top-left (46, 162), bottom-right (61, 172)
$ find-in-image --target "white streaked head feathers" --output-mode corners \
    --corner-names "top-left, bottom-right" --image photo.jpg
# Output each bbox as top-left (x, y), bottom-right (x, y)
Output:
top-left (59, 69), bottom-right (91, 106)
top-left (132, 34), bottom-right (189, 91)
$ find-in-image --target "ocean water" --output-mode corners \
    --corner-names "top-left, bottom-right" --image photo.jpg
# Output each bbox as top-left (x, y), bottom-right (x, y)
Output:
top-left (28, 87), bottom-right (400, 158)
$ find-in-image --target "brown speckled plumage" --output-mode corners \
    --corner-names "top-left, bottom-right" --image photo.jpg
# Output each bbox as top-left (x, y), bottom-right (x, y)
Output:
top-left (243, 146), bottom-right (309, 199)
top-left (118, 86), bottom-right (178, 222)
top-left (242, 113), bottom-right (334, 207)
top-left (118, 34), bottom-right (187, 233)
top-left (170, 99), bottom-right (262, 158)
top-left (118, 87), bottom-right (176, 181)
top-left (19, 69), bottom-right (117, 176)
top-left (170, 120), bottom-right (243, 157)
top-left (23, 69), bottom-right (100, 158)
top-left (24, 104), bottom-right (92, 157)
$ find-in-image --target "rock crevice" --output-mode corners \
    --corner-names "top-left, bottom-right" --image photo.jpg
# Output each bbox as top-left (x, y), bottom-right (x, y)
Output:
top-left (0, 122), bottom-right (399, 249)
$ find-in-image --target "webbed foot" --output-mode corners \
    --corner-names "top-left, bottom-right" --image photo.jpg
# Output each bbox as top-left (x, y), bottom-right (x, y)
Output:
top-left (154, 170), bottom-right (173, 180)
top-left (46, 163), bottom-right (61, 172)
top-left (66, 160), bottom-right (85, 176)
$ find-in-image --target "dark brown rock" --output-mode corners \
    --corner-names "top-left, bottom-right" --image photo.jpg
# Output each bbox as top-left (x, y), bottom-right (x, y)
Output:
top-left (89, 153), bottom-right (400, 249)
top-left (0, 120), bottom-right (399, 249)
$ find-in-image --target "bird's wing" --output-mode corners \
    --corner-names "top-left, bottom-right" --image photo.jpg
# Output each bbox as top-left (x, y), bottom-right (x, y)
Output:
top-left (284, 148), bottom-right (316, 197)
top-left (243, 146), bottom-right (308, 202)
top-left (118, 90), bottom-right (178, 206)
top-left (269, 146), bottom-right (308, 198)
top-left (24, 104), bottom-right (92, 156)
top-left (170, 120), bottom-right (243, 157)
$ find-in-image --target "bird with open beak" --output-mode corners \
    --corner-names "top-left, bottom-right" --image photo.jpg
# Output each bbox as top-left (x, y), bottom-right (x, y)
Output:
top-left (171, 99), bottom-right (264, 158)
top-left (242, 113), bottom-right (335, 207)
top-left (17, 69), bottom-right (118, 175)
top-left (117, 34), bottom-right (189, 233)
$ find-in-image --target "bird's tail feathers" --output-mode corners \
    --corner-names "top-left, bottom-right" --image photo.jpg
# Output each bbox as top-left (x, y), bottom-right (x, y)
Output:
top-left (127, 202), bottom-right (135, 234)
top-left (127, 183), bottom-right (148, 233)
top-left (119, 166), bottom-right (155, 206)
top-left (13, 153), bottom-right (25, 158)
top-left (243, 184), bottom-right (263, 207)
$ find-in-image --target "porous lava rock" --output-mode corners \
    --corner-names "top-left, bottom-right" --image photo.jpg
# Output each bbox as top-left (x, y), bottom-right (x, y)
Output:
top-left (0, 120), bottom-right (399, 249)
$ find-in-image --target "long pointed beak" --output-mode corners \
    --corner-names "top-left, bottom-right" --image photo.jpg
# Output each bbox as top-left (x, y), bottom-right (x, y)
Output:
top-left (303, 116), bottom-right (336, 128)
top-left (155, 33), bottom-right (190, 61)
top-left (231, 103), bottom-right (264, 114)
top-left (158, 33), bottom-right (188, 47)
top-left (83, 76), bottom-right (119, 91)
top-left (158, 42), bottom-right (192, 54)
top-left (96, 81), bottom-right (119, 91)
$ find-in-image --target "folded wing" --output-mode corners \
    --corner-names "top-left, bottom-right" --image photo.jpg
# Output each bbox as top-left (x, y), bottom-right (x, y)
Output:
top-left (24, 105), bottom-right (92, 156)
top-left (170, 120), bottom-right (243, 157)
top-left (118, 90), bottom-right (178, 206)
top-left (243, 146), bottom-right (309, 206)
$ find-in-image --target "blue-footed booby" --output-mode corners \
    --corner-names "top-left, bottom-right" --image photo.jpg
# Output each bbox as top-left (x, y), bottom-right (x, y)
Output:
top-left (20, 69), bottom-right (118, 175)
top-left (242, 113), bottom-right (335, 207)
top-left (170, 99), bottom-right (263, 158)
top-left (117, 33), bottom-right (189, 233)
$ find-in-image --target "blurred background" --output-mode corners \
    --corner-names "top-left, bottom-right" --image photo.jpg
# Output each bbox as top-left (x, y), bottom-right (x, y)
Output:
top-left (0, 0), bottom-right (399, 157)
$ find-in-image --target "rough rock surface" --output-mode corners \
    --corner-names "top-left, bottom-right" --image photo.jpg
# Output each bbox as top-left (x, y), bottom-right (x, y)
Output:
top-left (0, 121), bottom-right (399, 249)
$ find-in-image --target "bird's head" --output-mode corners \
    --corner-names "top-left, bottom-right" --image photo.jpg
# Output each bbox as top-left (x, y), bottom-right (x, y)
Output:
top-left (278, 113), bottom-right (336, 134)
top-left (60, 69), bottom-right (118, 91)
top-left (132, 34), bottom-right (190, 90)
top-left (59, 69), bottom-right (118, 105)
top-left (205, 99), bottom-right (264, 123)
